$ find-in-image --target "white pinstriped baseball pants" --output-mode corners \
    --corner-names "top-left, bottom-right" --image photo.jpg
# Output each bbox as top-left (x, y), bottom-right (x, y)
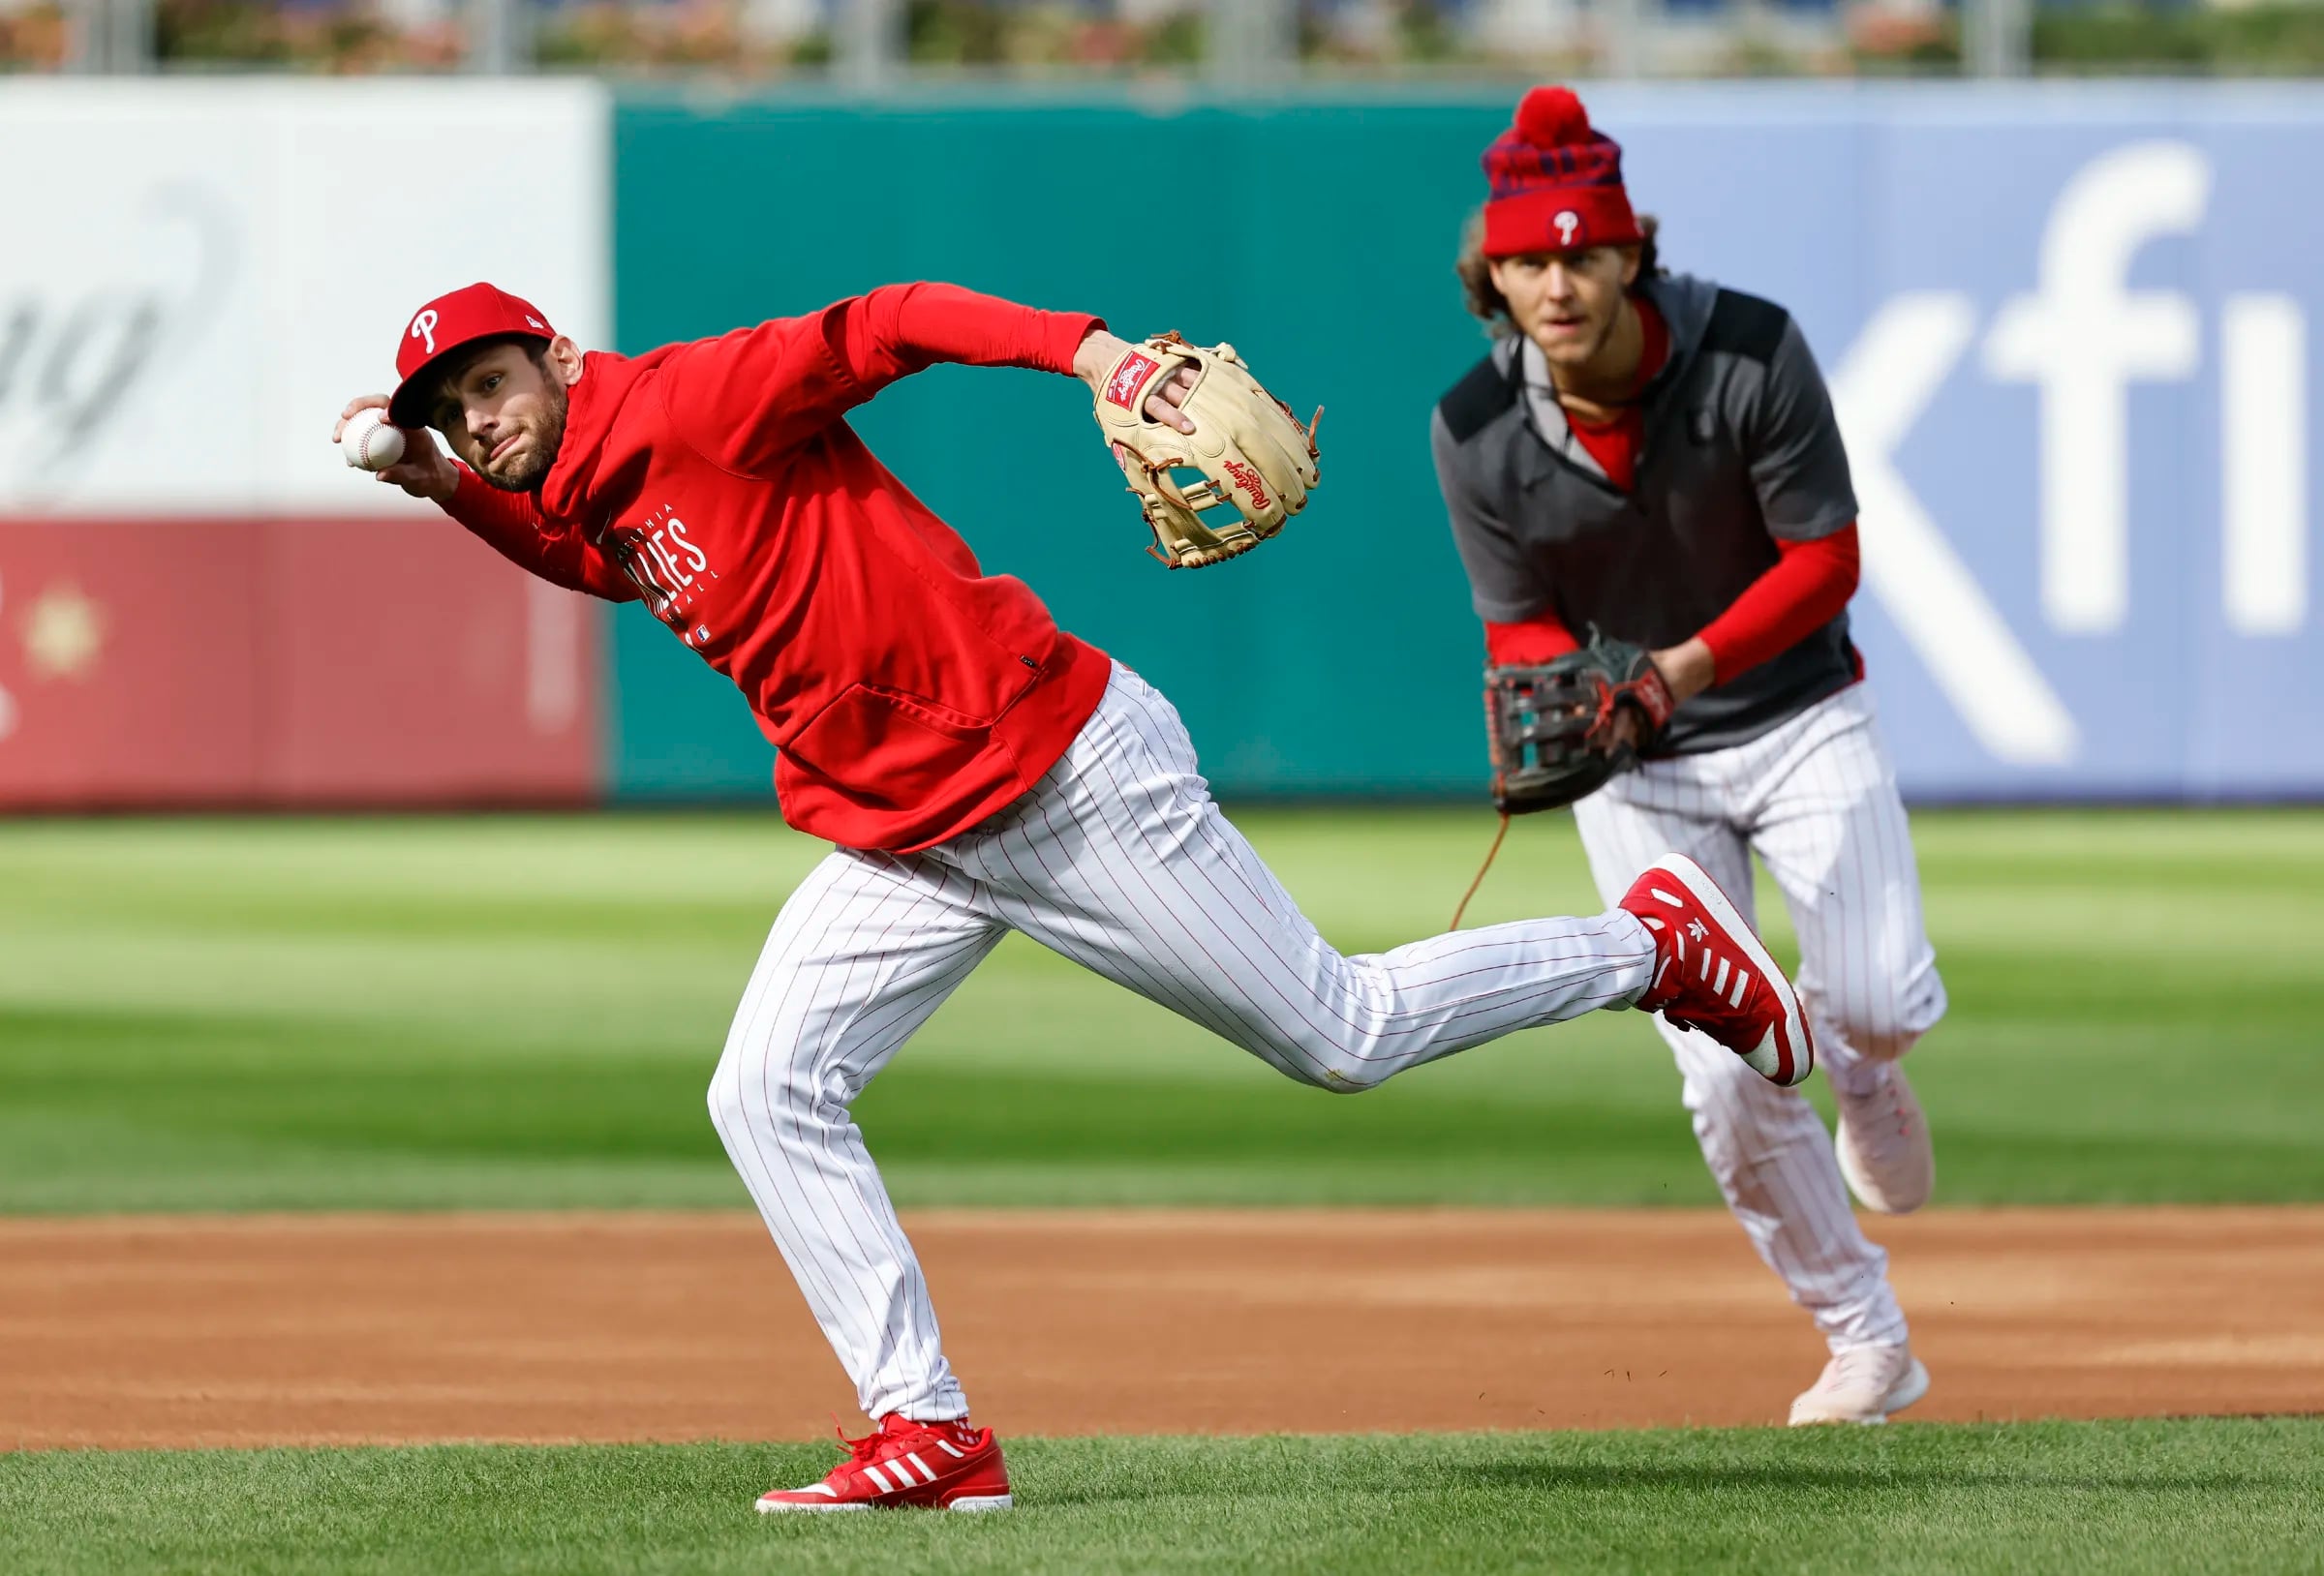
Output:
top-left (709, 662), bottom-right (1659, 1422)
top-left (1572, 682), bottom-right (1946, 1353)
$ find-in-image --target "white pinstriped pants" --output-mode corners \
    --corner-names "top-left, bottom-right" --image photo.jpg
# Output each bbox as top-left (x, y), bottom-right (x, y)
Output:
top-left (709, 662), bottom-right (1659, 1421)
top-left (1572, 682), bottom-right (1946, 1353)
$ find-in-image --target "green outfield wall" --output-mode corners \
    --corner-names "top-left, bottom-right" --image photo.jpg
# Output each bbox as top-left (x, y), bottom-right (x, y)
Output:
top-left (608, 94), bottom-right (1513, 800)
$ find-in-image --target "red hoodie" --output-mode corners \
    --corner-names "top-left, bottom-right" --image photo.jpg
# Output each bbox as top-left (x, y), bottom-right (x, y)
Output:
top-left (439, 283), bottom-right (1114, 853)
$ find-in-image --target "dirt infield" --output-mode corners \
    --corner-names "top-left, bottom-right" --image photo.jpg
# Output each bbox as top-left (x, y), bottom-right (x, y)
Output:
top-left (3, 1208), bottom-right (2319, 1448)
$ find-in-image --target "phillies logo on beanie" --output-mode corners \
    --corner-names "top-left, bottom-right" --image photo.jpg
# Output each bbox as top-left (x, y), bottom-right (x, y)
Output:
top-left (1479, 86), bottom-right (1642, 258)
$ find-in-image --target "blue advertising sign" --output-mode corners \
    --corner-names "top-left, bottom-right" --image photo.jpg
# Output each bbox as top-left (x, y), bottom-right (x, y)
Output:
top-left (1594, 85), bottom-right (2324, 798)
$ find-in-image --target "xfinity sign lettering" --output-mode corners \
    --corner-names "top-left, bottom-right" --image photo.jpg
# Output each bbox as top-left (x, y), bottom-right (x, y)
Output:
top-left (1655, 108), bottom-right (2324, 797)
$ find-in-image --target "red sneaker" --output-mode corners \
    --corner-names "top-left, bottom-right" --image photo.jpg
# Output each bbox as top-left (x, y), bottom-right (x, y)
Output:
top-left (755, 1415), bottom-right (1012, 1513)
top-left (1620, 853), bottom-right (1816, 1087)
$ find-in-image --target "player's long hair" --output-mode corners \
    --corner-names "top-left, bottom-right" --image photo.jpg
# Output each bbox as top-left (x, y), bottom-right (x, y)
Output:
top-left (1455, 212), bottom-right (1663, 334)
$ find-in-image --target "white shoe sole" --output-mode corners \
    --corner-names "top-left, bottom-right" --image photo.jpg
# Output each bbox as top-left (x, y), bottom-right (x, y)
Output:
top-left (1650, 853), bottom-right (1815, 1087)
top-left (755, 1492), bottom-right (1015, 1514)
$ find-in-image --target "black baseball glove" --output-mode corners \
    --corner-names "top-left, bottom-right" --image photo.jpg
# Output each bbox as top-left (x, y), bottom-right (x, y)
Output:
top-left (1483, 635), bottom-right (1677, 814)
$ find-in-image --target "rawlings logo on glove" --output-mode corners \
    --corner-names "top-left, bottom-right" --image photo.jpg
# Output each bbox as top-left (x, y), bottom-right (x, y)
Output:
top-left (1090, 332), bottom-right (1321, 570)
top-left (1223, 458), bottom-right (1270, 509)
top-left (1106, 352), bottom-right (1164, 410)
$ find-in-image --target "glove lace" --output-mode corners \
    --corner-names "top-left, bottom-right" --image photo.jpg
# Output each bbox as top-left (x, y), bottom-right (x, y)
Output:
top-left (1449, 812), bottom-right (1512, 930)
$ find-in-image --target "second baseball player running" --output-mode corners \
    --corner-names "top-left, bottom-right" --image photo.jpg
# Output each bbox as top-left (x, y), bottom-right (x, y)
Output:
top-left (1434, 85), bottom-right (1943, 1426)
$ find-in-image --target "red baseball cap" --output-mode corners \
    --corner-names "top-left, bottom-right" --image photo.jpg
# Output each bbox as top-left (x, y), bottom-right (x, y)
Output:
top-left (388, 282), bottom-right (558, 426)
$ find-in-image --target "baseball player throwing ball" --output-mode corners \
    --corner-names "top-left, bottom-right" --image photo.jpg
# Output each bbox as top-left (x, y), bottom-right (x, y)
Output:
top-left (1433, 86), bottom-right (1946, 1425)
top-left (337, 280), bottom-right (1814, 1511)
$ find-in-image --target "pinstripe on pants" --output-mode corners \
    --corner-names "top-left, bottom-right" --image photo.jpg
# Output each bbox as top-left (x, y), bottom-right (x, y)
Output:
top-left (709, 662), bottom-right (1661, 1420)
top-left (1571, 682), bottom-right (1945, 1352)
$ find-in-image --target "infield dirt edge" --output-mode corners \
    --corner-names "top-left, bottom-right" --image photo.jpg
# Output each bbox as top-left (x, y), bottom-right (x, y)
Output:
top-left (4, 1206), bottom-right (2319, 1449)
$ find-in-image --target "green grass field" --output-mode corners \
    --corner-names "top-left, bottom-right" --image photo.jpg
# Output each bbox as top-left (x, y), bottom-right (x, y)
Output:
top-left (4, 808), bottom-right (2320, 1574)
top-left (4, 1422), bottom-right (2319, 1576)
top-left (0, 808), bottom-right (2318, 1212)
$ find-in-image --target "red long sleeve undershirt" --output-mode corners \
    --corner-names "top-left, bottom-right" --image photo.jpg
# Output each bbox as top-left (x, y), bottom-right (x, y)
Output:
top-left (1484, 523), bottom-right (1861, 682)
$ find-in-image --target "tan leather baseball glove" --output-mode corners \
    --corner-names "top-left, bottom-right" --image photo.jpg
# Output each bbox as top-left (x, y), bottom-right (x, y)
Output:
top-left (1090, 332), bottom-right (1321, 569)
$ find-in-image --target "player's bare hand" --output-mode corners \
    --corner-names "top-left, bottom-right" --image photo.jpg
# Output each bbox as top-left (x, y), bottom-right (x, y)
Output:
top-left (1144, 364), bottom-right (1198, 431)
top-left (332, 395), bottom-right (457, 501)
top-left (331, 394), bottom-right (392, 445)
top-left (374, 444), bottom-right (458, 502)
top-left (1073, 329), bottom-right (1198, 435)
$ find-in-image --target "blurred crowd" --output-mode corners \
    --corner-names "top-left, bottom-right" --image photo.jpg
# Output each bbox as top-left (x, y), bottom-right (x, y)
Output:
top-left (4, 0), bottom-right (2324, 81)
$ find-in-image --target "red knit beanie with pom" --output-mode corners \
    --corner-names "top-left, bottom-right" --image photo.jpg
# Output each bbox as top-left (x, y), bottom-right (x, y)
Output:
top-left (1480, 86), bottom-right (1641, 258)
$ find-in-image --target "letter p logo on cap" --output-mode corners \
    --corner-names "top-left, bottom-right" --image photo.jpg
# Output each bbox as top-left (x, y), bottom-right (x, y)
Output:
top-left (388, 283), bottom-right (558, 426)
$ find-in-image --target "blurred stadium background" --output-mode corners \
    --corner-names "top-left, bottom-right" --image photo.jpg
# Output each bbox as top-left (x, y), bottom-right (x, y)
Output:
top-left (7, 72), bottom-right (2321, 804)
top-left (18, 0), bottom-right (2324, 78)
top-left (3, 14), bottom-right (2323, 1573)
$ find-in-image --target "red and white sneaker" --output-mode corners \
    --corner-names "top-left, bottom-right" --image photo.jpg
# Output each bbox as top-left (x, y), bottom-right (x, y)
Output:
top-left (754, 1415), bottom-right (1013, 1514)
top-left (1619, 853), bottom-right (1816, 1087)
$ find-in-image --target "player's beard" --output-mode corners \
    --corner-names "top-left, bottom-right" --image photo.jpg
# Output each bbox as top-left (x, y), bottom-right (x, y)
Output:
top-left (479, 385), bottom-right (569, 493)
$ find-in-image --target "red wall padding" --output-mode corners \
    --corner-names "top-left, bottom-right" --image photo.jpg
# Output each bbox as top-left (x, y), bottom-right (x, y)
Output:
top-left (0, 519), bottom-right (601, 807)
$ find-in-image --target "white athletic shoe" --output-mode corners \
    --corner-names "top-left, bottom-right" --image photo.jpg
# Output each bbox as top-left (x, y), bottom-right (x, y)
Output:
top-left (1788, 1345), bottom-right (1930, 1426)
top-left (1834, 1064), bottom-right (1934, 1215)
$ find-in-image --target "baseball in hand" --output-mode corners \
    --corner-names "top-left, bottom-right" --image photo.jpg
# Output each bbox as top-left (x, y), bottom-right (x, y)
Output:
top-left (342, 408), bottom-right (408, 472)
